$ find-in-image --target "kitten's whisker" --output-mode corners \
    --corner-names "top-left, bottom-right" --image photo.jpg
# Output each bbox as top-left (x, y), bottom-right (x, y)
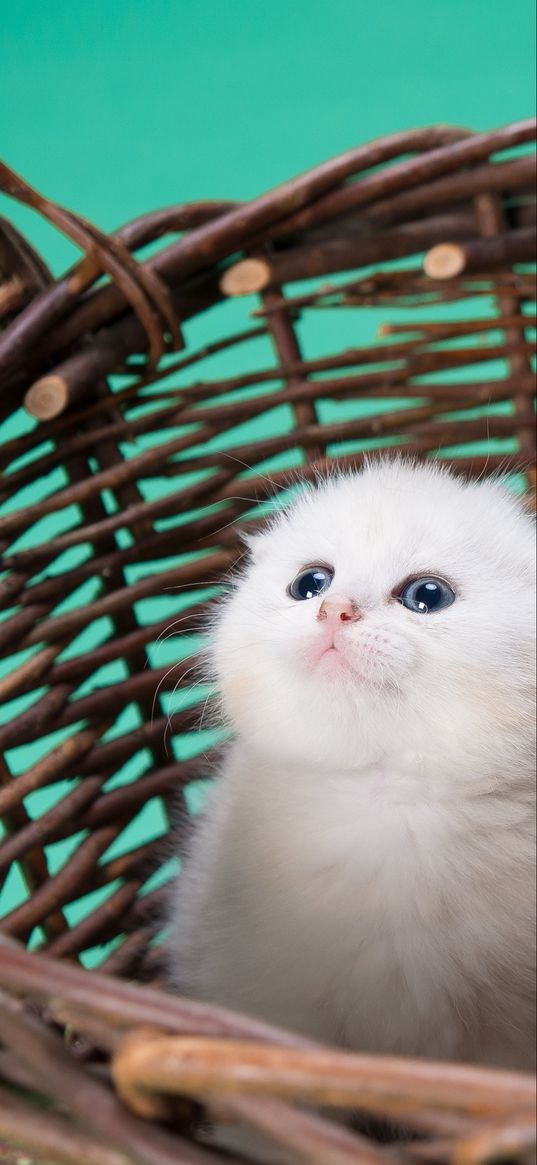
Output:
top-left (216, 451), bottom-right (283, 495)
top-left (151, 660), bottom-right (181, 727)
top-left (161, 578), bottom-right (226, 593)
top-left (163, 674), bottom-right (211, 749)
top-left (155, 628), bottom-right (205, 648)
top-left (154, 612), bottom-right (208, 646)
top-left (198, 689), bottom-right (217, 732)
top-left (164, 670), bottom-right (210, 750)
top-left (201, 511), bottom-right (259, 541)
top-left (151, 658), bottom-right (205, 727)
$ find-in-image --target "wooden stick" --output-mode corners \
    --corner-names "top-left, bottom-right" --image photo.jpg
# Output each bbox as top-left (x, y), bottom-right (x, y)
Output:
top-left (0, 1083), bottom-right (135, 1165)
top-left (0, 935), bottom-right (316, 1048)
top-left (221, 214), bottom-right (479, 296)
top-left (360, 154), bottom-right (536, 225)
top-left (5, 121), bottom-right (534, 401)
top-left (0, 990), bottom-right (223, 1165)
top-left (22, 267), bottom-right (222, 420)
top-left (0, 159), bottom-right (183, 370)
top-left (263, 120), bottom-right (535, 240)
top-left (424, 226), bottom-right (536, 278)
top-left (0, 758), bottom-right (68, 942)
top-left (24, 373), bottom-right (71, 420)
top-left (0, 202), bottom-right (235, 385)
top-left (254, 274), bottom-right (536, 316)
top-left (0, 721), bottom-right (112, 817)
top-left (111, 1033), bottom-right (535, 1120)
top-left (25, 125), bottom-right (472, 358)
top-left (0, 275), bottom-right (26, 318)
top-left (220, 256), bottom-right (269, 296)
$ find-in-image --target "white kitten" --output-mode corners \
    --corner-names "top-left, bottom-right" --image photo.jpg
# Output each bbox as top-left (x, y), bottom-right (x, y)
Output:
top-left (168, 459), bottom-right (536, 1071)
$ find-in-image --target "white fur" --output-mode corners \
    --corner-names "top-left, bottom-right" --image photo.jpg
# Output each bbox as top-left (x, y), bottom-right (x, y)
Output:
top-left (168, 460), bottom-right (536, 1070)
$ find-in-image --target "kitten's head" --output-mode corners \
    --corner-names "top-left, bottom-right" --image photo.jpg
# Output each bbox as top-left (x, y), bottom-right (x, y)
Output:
top-left (211, 461), bottom-right (536, 775)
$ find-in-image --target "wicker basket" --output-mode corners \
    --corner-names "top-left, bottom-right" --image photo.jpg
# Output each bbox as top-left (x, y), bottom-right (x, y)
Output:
top-left (0, 121), bottom-right (535, 1165)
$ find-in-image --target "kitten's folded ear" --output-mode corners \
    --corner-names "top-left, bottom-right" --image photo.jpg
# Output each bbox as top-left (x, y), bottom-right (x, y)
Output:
top-left (238, 528), bottom-right (263, 556)
top-left (237, 520), bottom-right (277, 559)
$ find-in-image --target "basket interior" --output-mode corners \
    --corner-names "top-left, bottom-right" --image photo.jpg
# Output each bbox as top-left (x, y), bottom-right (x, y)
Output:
top-left (0, 123), bottom-right (535, 978)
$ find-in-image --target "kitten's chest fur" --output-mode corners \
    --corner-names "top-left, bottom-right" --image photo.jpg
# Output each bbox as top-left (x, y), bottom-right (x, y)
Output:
top-left (241, 756), bottom-right (512, 922)
top-left (214, 751), bottom-right (534, 1061)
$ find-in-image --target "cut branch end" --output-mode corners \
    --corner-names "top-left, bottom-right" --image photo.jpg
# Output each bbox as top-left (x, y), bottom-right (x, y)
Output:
top-left (220, 258), bottom-right (271, 297)
top-left (423, 243), bottom-right (466, 280)
top-left (25, 376), bottom-right (70, 421)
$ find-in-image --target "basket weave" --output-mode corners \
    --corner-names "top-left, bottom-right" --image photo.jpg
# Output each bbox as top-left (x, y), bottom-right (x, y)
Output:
top-left (0, 121), bottom-right (535, 1165)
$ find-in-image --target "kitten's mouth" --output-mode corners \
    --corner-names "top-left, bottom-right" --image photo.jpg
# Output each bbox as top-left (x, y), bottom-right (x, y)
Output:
top-left (312, 633), bottom-right (354, 672)
top-left (309, 630), bottom-right (390, 684)
top-left (322, 625), bottom-right (355, 655)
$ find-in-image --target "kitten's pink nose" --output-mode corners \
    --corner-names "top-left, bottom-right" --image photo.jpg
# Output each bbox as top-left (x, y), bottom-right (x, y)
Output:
top-left (317, 597), bottom-right (361, 624)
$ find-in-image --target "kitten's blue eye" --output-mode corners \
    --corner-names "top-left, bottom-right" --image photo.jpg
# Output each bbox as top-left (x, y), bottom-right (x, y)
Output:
top-left (398, 577), bottom-right (456, 614)
top-left (288, 566), bottom-right (334, 601)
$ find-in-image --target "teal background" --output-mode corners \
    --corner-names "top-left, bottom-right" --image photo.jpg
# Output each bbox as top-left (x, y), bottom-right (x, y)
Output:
top-left (2, 0), bottom-right (536, 271)
top-left (0, 3), bottom-right (535, 949)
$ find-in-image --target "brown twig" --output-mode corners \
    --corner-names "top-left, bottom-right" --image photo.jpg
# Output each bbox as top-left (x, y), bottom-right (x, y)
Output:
top-left (424, 226), bottom-right (536, 278)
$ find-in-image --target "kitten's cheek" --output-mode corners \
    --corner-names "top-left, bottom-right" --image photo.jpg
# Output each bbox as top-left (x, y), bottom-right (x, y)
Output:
top-left (219, 670), bottom-right (256, 721)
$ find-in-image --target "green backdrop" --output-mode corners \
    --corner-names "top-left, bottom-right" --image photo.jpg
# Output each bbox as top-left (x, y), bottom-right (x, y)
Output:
top-left (2, 0), bottom-right (536, 271)
top-left (1, 1), bottom-right (536, 937)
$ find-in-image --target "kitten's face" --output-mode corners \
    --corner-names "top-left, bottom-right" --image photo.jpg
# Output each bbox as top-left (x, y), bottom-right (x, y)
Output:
top-left (212, 463), bottom-right (536, 774)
